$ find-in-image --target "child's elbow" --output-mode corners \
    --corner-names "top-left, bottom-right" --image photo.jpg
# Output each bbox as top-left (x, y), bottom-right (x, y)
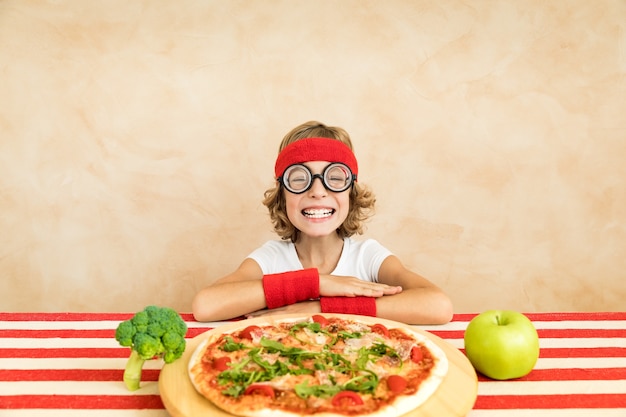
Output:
top-left (432, 292), bottom-right (454, 324)
top-left (191, 292), bottom-right (211, 322)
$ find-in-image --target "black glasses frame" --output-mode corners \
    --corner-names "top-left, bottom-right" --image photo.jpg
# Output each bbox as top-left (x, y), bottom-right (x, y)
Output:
top-left (278, 163), bottom-right (356, 194)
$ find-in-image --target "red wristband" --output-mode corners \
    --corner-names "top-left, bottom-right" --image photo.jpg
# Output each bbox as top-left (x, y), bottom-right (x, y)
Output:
top-left (262, 268), bottom-right (320, 309)
top-left (319, 296), bottom-right (377, 317)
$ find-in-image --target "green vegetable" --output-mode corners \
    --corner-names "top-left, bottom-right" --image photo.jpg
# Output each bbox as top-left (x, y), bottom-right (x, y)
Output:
top-left (211, 320), bottom-right (406, 400)
top-left (221, 336), bottom-right (245, 352)
top-left (215, 329), bottom-right (401, 399)
top-left (115, 305), bottom-right (187, 391)
top-left (295, 380), bottom-right (342, 398)
top-left (356, 342), bottom-right (402, 370)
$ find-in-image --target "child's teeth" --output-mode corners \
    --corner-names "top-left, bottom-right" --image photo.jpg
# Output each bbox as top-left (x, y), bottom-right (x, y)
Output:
top-left (304, 209), bottom-right (333, 218)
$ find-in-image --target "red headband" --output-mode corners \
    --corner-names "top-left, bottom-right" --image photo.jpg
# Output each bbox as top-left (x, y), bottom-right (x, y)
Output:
top-left (274, 137), bottom-right (359, 178)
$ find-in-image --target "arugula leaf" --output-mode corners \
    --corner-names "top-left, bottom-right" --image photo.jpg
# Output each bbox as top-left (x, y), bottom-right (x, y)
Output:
top-left (220, 336), bottom-right (245, 352)
top-left (343, 371), bottom-right (379, 393)
top-left (260, 337), bottom-right (306, 355)
top-left (290, 321), bottom-right (323, 334)
top-left (259, 337), bottom-right (318, 369)
top-left (289, 321), bottom-right (336, 345)
top-left (222, 384), bottom-right (246, 397)
top-left (337, 330), bottom-right (362, 339)
top-left (250, 350), bottom-right (277, 373)
top-left (295, 380), bottom-right (342, 399)
top-left (355, 342), bottom-right (402, 370)
top-left (326, 352), bottom-right (351, 367)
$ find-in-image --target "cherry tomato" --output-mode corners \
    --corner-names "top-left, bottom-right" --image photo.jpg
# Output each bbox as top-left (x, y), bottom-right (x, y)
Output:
top-left (411, 345), bottom-right (424, 363)
top-left (244, 384), bottom-right (275, 398)
top-left (312, 315), bottom-right (330, 327)
top-left (239, 325), bottom-right (261, 340)
top-left (386, 375), bottom-right (407, 394)
top-left (212, 356), bottom-right (231, 371)
top-left (331, 391), bottom-right (364, 407)
top-left (371, 323), bottom-right (389, 337)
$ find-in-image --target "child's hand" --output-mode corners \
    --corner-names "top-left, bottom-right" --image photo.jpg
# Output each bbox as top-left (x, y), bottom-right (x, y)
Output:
top-left (245, 301), bottom-right (321, 318)
top-left (319, 275), bottom-right (402, 298)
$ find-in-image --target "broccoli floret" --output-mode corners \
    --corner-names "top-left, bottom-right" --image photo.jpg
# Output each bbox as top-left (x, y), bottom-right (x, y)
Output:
top-left (115, 305), bottom-right (187, 391)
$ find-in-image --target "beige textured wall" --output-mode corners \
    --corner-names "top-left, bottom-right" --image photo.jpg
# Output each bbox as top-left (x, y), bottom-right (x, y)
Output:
top-left (1, 0), bottom-right (625, 313)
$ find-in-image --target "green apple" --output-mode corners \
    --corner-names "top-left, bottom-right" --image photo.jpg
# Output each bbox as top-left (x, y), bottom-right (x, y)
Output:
top-left (463, 310), bottom-right (540, 380)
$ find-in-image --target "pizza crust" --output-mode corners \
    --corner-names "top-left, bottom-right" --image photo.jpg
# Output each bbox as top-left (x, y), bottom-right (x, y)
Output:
top-left (188, 315), bottom-right (448, 417)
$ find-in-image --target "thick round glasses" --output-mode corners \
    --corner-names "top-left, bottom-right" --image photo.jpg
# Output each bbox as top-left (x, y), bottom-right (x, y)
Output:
top-left (279, 163), bottom-right (356, 194)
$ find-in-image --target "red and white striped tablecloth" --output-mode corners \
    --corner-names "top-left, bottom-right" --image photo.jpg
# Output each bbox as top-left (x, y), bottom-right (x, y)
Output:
top-left (1, 312), bottom-right (624, 416)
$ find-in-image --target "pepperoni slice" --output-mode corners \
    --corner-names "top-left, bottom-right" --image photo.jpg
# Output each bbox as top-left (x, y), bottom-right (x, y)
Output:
top-left (212, 356), bottom-right (231, 371)
top-left (386, 375), bottom-right (407, 394)
top-left (244, 384), bottom-right (275, 398)
top-left (239, 325), bottom-right (261, 340)
top-left (370, 323), bottom-right (390, 337)
top-left (411, 345), bottom-right (424, 363)
top-left (312, 314), bottom-right (330, 327)
top-left (331, 391), bottom-right (364, 406)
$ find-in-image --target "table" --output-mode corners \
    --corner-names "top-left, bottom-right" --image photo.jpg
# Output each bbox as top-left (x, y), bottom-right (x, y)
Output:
top-left (1, 312), bottom-right (624, 416)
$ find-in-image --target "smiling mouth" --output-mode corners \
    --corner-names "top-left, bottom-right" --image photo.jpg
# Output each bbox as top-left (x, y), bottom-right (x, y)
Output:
top-left (302, 209), bottom-right (335, 219)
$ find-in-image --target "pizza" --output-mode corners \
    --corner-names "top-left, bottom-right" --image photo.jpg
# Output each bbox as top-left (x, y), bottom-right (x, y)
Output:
top-left (188, 314), bottom-right (448, 417)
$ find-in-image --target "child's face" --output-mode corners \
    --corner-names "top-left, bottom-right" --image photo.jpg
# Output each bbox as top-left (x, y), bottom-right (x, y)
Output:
top-left (284, 161), bottom-right (351, 239)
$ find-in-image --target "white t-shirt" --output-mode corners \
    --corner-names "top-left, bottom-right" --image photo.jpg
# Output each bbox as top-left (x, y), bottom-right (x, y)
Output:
top-left (246, 238), bottom-right (392, 283)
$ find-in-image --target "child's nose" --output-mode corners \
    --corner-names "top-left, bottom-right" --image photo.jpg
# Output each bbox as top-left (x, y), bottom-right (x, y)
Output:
top-left (308, 176), bottom-right (327, 196)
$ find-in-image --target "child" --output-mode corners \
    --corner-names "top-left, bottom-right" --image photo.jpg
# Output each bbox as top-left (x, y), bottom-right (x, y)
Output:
top-left (192, 121), bottom-right (453, 324)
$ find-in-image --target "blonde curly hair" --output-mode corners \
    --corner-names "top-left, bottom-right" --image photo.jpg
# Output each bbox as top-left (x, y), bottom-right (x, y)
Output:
top-left (263, 121), bottom-right (376, 242)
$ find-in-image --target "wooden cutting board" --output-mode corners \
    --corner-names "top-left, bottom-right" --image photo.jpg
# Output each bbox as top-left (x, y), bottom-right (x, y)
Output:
top-left (159, 314), bottom-right (478, 417)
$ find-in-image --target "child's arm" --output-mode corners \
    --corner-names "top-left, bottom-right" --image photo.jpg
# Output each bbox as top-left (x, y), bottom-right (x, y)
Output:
top-left (319, 275), bottom-right (402, 298)
top-left (191, 258), bottom-right (267, 321)
top-left (375, 255), bottom-right (454, 324)
top-left (192, 259), bottom-right (405, 322)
